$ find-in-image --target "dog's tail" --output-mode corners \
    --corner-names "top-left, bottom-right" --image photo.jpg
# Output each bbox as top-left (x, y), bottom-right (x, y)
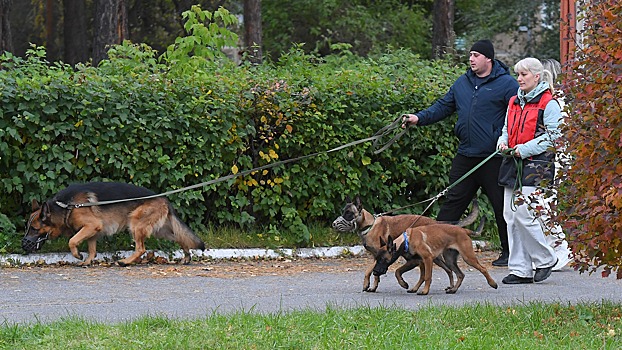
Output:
top-left (469, 215), bottom-right (487, 236)
top-left (156, 205), bottom-right (205, 252)
top-left (456, 197), bottom-right (480, 227)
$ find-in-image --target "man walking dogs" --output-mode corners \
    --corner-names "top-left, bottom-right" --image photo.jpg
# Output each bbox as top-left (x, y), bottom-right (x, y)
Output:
top-left (402, 40), bottom-right (518, 267)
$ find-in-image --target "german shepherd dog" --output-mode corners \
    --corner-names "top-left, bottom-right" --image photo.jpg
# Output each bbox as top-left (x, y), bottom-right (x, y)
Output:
top-left (332, 195), bottom-right (480, 292)
top-left (23, 182), bottom-right (205, 266)
top-left (373, 224), bottom-right (498, 295)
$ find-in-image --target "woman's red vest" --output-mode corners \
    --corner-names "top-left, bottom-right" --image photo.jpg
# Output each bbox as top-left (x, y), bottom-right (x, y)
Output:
top-left (506, 90), bottom-right (553, 148)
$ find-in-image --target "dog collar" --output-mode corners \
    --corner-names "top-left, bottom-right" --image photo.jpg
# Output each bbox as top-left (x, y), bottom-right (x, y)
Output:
top-left (358, 224), bottom-right (373, 236)
top-left (357, 215), bottom-right (377, 236)
top-left (402, 232), bottom-right (409, 252)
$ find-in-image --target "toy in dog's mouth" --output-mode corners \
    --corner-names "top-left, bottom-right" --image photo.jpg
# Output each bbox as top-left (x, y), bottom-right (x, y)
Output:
top-left (21, 234), bottom-right (48, 253)
top-left (331, 215), bottom-right (356, 232)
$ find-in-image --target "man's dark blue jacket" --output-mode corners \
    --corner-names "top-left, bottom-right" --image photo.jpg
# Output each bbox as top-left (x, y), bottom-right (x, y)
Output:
top-left (416, 60), bottom-right (519, 157)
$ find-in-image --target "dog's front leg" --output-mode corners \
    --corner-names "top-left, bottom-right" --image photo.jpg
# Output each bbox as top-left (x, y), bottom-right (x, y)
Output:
top-left (363, 263), bottom-right (379, 292)
top-left (407, 261), bottom-right (426, 293)
top-left (78, 236), bottom-right (98, 266)
top-left (395, 259), bottom-right (419, 290)
top-left (419, 257), bottom-right (434, 295)
top-left (68, 224), bottom-right (101, 263)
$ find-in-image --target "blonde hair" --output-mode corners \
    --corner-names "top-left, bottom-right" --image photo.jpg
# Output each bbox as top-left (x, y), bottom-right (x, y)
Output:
top-left (514, 57), bottom-right (555, 94)
top-left (540, 58), bottom-right (561, 83)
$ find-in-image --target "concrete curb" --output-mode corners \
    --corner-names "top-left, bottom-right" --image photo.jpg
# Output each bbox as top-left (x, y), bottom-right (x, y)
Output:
top-left (0, 240), bottom-right (492, 266)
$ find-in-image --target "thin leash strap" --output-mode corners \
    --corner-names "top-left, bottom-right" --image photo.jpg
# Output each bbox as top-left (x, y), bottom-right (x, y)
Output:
top-left (382, 149), bottom-right (502, 229)
top-left (500, 147), bottom-right (523, 211)
top-left (371, 115), bottom-right (408, 154)
top-left (55, 115), bottom-right (409, 209)
top-left (57, 135), bottom-right (381, 209)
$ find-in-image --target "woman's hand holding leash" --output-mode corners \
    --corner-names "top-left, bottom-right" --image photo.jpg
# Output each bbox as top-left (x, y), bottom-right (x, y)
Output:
top-left (498, 143), bottom-right (521, 157)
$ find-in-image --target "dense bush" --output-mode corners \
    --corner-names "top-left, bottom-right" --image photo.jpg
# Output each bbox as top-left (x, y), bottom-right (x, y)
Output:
top-left (0, 7), bottom-right (466, 252)
top-left (556, 0), bottom-right (622, 278)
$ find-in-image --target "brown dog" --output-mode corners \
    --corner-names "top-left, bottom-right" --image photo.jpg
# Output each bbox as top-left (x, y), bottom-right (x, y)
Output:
top-left (373, 223), bottom-right (498, 295)
top-left (332, 195), bottom-right (480, 292)
top-left (23, 182), bottom-right (205, 266)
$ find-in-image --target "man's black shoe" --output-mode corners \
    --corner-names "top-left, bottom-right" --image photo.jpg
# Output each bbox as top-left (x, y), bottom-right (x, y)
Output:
top-left (502, 274), bottom-right (533, 284)
top-left (534, 259), bottom-right (558, 282)
top-left (492, 252), bottom-right (509, 267)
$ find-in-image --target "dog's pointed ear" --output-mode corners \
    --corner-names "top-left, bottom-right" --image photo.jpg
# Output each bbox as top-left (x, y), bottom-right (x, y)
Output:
top-left (40, 202), bottom-right (51, 222)
top-left (354, 195), bottom-right (362, 210)
top-left (345, 195), bottom-right (351, 204)
top-left (31, 199), bottom-right (40, 211)
top-left (387, 236), bottom-right (397, 253)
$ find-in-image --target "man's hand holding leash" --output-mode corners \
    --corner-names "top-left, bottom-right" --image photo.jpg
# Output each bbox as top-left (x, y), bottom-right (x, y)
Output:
top-left (401, 114), bottom-right (419, 128)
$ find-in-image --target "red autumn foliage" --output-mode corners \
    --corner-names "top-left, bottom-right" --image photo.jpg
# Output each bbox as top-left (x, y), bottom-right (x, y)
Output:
top-left (556, 0), bottom-right (622, 278)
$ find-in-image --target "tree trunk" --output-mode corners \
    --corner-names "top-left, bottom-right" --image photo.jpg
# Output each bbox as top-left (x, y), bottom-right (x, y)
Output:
top-left (117, 0), bottom-right (128, 41)
top-left (243, 0), bottom-right (262, 64)
top-left (0, 0), bottom-right (13, 54)
top-left (64, 0), bottom-right (88, 65)
top-left (431, 0), bottom-right (454, 59)
top-left (92, 0), bottom-right (127, 66)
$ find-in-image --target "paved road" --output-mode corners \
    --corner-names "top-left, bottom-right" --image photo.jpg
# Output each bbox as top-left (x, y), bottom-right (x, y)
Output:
top-left (2, 253), bottom-right (622, 325)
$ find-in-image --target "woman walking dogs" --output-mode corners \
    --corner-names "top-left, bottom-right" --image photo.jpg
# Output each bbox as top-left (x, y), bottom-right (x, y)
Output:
top-left (497, 57), bottom-right (561, 284)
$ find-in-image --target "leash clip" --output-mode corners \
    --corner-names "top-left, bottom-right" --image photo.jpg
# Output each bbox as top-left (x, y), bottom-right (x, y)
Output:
top-left (436, 189), bottom-right (448, 199)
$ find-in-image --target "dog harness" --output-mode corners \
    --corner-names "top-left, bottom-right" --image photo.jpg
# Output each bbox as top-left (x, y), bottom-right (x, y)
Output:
top-left (402, 232), bottom-right (409, 252)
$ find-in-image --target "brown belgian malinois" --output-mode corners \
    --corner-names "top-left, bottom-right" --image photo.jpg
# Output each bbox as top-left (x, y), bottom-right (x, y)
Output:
top-left (373, 224), bottom-right (498, 295)
top-left (332, 195), bottom-right (481, 292)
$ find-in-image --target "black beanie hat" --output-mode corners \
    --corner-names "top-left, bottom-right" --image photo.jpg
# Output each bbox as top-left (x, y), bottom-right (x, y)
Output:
top-left (470, 39), bottom-right (495, 59)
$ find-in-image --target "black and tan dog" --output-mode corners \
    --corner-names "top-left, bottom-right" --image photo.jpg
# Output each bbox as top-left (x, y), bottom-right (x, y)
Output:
top-left (23, 182), bottom-right (205, 266)
top-left (373, 223), bottom-right (498, 295)
top-left (332, 195), bottom-right (480, 292)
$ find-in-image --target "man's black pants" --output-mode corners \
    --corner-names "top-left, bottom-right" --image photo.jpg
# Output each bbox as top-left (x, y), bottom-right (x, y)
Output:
top-left (436, 154), bottom-right (509, 254)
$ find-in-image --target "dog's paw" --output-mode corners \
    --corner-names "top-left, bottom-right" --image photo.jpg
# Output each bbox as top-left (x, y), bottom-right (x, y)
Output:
top-left (445, 288), bottom-right (458, 294)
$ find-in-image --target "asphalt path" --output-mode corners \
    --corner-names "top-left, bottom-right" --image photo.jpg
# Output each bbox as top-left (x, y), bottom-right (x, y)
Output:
top-left (2, 251), bottom-right (622, 325)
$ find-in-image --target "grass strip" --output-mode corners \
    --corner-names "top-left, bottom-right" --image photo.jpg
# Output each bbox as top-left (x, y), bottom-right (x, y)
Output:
top-left (1, 301), bottom-right (620, 349)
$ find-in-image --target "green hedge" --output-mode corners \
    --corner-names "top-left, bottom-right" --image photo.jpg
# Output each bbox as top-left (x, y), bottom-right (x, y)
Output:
top-left (0, 43), bottom-right (466, 251)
